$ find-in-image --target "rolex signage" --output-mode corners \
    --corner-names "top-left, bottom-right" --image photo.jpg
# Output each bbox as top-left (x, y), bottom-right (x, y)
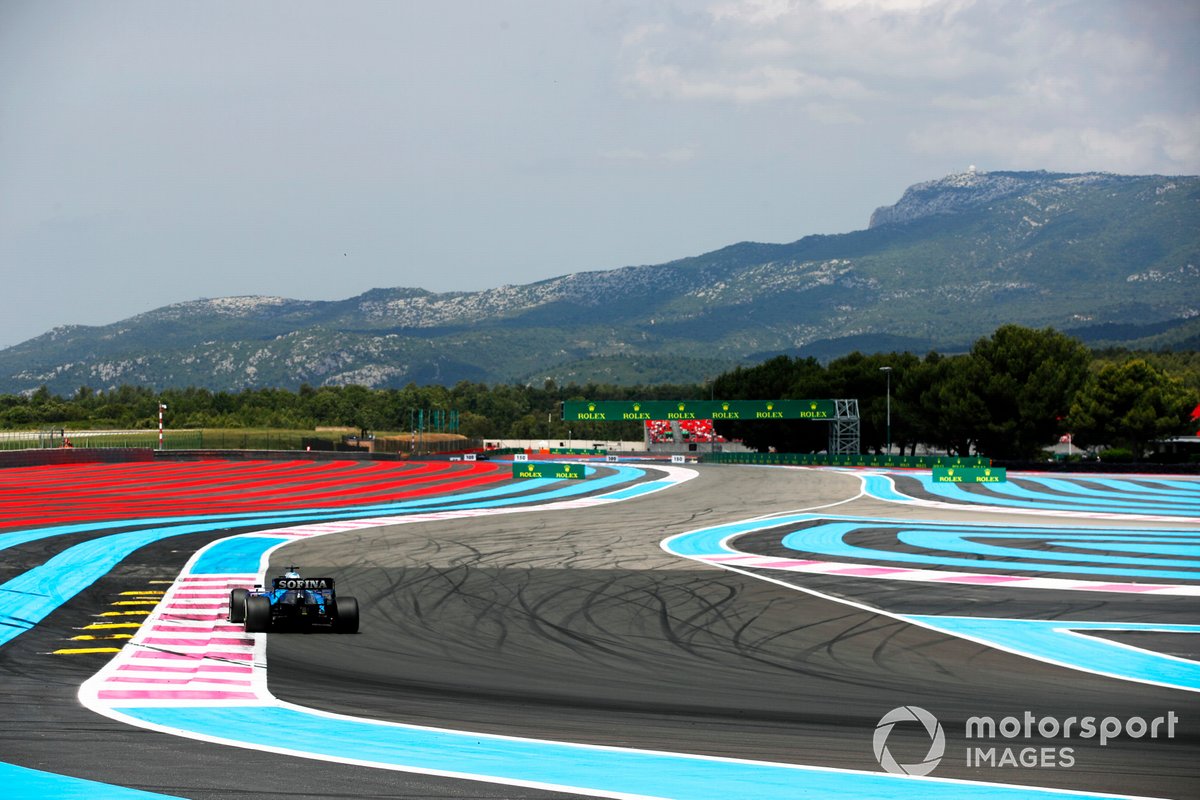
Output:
top-left (562, 400), bottom-right (836, 421)
top-left (932, 467), bottom-right (1007, 483)
top-left (512, 462), bottom-right (587, 480)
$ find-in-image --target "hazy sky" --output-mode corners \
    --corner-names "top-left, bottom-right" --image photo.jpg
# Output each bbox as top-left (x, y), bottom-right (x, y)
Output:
top-left (2, 0), bottom-right (1197, 348)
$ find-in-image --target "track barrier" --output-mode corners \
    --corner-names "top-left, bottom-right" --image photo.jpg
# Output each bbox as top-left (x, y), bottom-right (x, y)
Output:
top-left (702, 452), bottom-right (990, 469)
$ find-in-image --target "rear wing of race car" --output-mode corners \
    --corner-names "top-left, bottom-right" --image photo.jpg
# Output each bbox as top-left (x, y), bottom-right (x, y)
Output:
top-left (271, 577), bottom-right (336, 591)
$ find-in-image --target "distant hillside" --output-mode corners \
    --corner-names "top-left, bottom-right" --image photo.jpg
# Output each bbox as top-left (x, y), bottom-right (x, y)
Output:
top-left (1, 169), bottom-right (1196, 394)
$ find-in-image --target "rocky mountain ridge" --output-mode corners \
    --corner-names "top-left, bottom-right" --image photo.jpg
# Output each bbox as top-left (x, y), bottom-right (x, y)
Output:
top-left (2, 169), bottom-right (1196, 394)
top-left (868, 169), bottom-right (1122, 228)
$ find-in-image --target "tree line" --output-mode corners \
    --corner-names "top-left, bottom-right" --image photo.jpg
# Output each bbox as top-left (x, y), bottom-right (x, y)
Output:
top-left (713, 326), bottom-right (1198, 460)
top-left (1, 325), bottom-right (1196, 460)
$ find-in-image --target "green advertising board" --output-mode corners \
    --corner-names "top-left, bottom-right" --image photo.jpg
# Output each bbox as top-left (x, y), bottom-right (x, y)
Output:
top-left (932, 466), bottom-right (1007, 483)
top-left (512, 462), bottom-right (587, 480)
top-left (562, 399), bottom-right (836, 422)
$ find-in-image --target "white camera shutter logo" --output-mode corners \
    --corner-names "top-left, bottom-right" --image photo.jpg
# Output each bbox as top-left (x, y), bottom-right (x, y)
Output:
top-left (873, 705), bottom-right (945, 776)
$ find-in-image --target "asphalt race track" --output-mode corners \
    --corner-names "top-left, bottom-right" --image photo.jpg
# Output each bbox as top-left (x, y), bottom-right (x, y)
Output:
top-left (2, 459), bottom-right (1198, 799)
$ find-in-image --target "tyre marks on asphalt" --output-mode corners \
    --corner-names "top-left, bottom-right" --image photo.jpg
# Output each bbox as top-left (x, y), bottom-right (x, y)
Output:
top-left (81, 466), bottom-right (698, 711)
top-left (662, 471), bottom-right (1200, 694)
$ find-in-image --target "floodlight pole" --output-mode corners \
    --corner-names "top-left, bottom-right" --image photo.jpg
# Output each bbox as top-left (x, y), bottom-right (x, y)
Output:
top-left (879, 367), bottom-right (892, 455)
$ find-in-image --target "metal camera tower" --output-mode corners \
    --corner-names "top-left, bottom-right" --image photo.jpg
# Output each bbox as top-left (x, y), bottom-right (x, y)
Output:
top-left (828, 399), bottom-right (861, 455)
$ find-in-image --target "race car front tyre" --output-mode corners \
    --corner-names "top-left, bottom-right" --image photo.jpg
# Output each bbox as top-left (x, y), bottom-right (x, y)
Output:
top-left (227, 588), bottom-right (250, 623)
top-left (334, 596), bottom-right (359, 633)
top-left (244, 595), bottom-right (272, 632)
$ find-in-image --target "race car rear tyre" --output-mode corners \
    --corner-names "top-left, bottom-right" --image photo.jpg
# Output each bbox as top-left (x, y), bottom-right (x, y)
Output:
top-left (227, 588), bottom-right (249, 623)
top-left (244, 595), bottom-right (271, 633)
top-left (334, 596), bottom-right (359, 633)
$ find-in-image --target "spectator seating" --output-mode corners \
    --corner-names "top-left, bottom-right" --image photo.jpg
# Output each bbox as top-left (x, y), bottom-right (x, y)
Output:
top-left (645, 419), bottom-right (724, 444)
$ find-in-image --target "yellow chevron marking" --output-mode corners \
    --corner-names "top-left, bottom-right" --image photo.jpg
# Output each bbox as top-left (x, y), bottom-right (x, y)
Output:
top-left (70, 634), bottom-right (133, 641)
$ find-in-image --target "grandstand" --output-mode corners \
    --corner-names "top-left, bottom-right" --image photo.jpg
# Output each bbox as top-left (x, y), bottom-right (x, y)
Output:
top-left (645, 419), bottom-right (724, 446)
top-left (681, 419), bottom-right (719, 443)
top-left (645, 420), bottom-right (674, 444)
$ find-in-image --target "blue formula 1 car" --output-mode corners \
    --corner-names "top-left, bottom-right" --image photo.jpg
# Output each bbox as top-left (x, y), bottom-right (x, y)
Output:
top-left (227, 567), bottom-right (359, 633)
